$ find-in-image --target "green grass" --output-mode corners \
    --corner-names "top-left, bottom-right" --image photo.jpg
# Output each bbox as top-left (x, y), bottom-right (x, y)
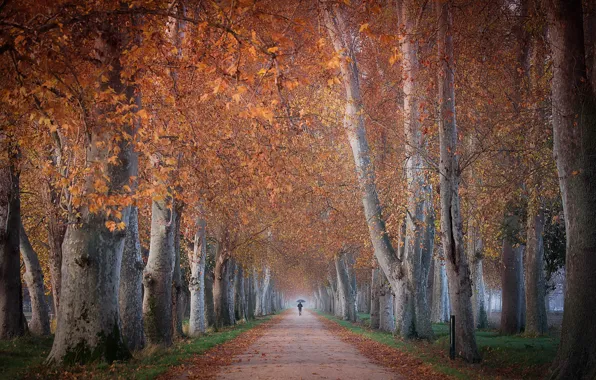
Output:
top-left (0, 335), bottom-right (54, 379)
top-left (318, 311), bottom-right (558, 379)
top-left (2, 315), bottom-right (275, 380)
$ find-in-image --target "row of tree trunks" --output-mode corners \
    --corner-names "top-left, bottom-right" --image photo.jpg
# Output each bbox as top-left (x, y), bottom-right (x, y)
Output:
top-left (396, 0), bottom-right (435, 340)
top-left (323, 3), bottom-right (405, 327)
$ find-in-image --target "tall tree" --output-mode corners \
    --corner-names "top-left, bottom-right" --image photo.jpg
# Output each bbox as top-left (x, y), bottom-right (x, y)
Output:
top-left (323, 0), bottom-right (404, 332)
top-left (436, 0), bottom-right (481, 362)
top-left (547, 0), bottom-right (596, 377)
top-left (47, 19), bottom-right (134, 364)
top-left (0, 145), bottom-right (25, 339)
top-left (19, 222), bottom-right (51, 336)
top-left (396, 0), bottom-right (435, 340)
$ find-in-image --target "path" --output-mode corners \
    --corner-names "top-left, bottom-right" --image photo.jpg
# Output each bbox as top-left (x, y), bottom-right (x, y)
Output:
top-left (216, 309), bottom-right (400, 380)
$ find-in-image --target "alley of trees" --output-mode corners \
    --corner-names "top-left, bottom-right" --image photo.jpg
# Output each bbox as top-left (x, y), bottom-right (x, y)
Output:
top-left (0, 0), bottom-right (594, 379)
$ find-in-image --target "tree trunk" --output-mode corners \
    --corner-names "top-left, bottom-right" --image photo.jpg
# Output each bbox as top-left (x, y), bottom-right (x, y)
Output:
top-left (189, 218), bottom-right (206, 336)
top-left (323, 3), bottom-right (403, 316)
top-left (119, 206), bottom-right (144, 351)
top-left (213, 239), bottom-right (235, 327)
top-left (525, 206), bottom-right (548, 335)
top-left (547, 2), bottom-right (596, 377)
top-left (47, 23), bottom-right (134, 364)
top-left (436, 0), bottom-right (481, 362)
top-left (500, 240), bottom-right (524, 334)
top-left (19, 222), bottom-right (51, 336)
top-left (171, 206), bottom-right (184, 339)
top-left (246, 271), bottom-right (255, 320)
top-left (42, 183), bottom-right (65, 316)
top-left (0, 155), bottom-right (25, 340)
top-left (335, 251), bottom-right (356, 322)
top-left (468, 224), bottom-right (488, 329)
top-left (379, 279), bottom-right (395, 333)
top-left (143, 199), bottom-right (176, 346)
top-left (205, 268), bottom-right (216, 328)
top-left (370, 267), bottom-right (381, 329)
top-left (395, 0), bottom-right (435, 340)
top-left (431, 248), bottom-right (450, 323)
top-left (235, 265), bottom-right (246, 322)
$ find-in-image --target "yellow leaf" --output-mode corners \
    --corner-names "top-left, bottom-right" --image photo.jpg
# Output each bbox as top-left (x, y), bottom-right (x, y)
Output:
top-left (267, 46), bottom-right (279, 54)
top-left (359, 23), bottom-right (369, 32)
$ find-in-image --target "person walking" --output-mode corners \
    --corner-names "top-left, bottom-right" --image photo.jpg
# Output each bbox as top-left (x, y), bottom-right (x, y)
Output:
top-left (297, 302), bottom-right (303, 316)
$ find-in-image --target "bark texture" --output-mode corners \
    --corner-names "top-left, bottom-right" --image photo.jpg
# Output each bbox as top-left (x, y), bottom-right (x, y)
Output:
top-left (0, 157), bottom-right (25, 339)
top-left (396, 0), bottom-right (434, 340)
top-left (468, 225), bottom-right (488, 329)
top-left (335, 251), bottom-right (356, 322)
top-left (42, 182), bottom-right (65, 315)
top-left (500, 241), bottom-right (524, 334)
top-left (547, 1), bottom-right (596, 377)
top-left (19, 222), bottom-right (51, 336)
top-left (525, 207), bottom-right (547, 335)
top-left (370, 267), bottom-right (381, 329)
top-left (189, 218), bottom-right (207, 336)
top-left (119, 207), bottom-right (144, 351)
top-left (171, 206), bottom-right (185, 338)
top-left (436, 0), bottom-right (481, 362)
top-left (47, 23), bottom-right (133, 364)
top-left (431, 248), bottom-right (450, 323)
top-left (143, 199), bottom-right (176, 346)
top-left (213, 237), bottom-right (235, 328)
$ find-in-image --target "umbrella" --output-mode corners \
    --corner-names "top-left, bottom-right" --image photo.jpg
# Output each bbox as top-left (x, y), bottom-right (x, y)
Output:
top-left (296, 299), bottom-right (306, 303)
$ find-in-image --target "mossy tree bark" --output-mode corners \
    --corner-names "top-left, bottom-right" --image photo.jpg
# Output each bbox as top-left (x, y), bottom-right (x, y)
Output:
top-left (46, 20), bottom-right (134, 364)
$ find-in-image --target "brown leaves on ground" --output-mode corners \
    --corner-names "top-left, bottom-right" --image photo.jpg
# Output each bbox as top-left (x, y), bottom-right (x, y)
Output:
top-left (315, 315), bottom-right (450, 380)
top-left (161, 313), bottom-right (285, 380)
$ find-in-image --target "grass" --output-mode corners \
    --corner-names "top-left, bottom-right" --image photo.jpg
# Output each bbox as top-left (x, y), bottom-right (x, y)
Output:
top-left (0, 335), bottom-right (54, 379)
top-left (318, 311), bottom-right (558, 379)
top-left (1, 315), bottom-right (275, 380)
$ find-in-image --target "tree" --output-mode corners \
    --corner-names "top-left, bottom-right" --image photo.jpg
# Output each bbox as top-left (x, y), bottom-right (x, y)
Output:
top-left (188, 217), bottom-right (207, 336)
top-left (47, 18), bottom-right (134, 365)
top-left (19, 222), bottom-right (51, 336)
top-left (0, 144), bottom-right (25, 339)
top-left (436, 0), bottom-right (481, 362)
top-left (143, 195), bottom-right (177, 346)
top-left (322, 0), bottom-right (403, 332)
top-left (547, 0), bottom-right (596, 378)
top-left (119, 206), bottom-right (145, 351)
top-left (395, 0), bottom-right (435, 339)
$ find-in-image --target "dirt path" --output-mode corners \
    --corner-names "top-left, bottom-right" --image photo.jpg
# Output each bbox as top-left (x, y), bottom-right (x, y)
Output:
top-left (216, 309), bottom-right (400, 380)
